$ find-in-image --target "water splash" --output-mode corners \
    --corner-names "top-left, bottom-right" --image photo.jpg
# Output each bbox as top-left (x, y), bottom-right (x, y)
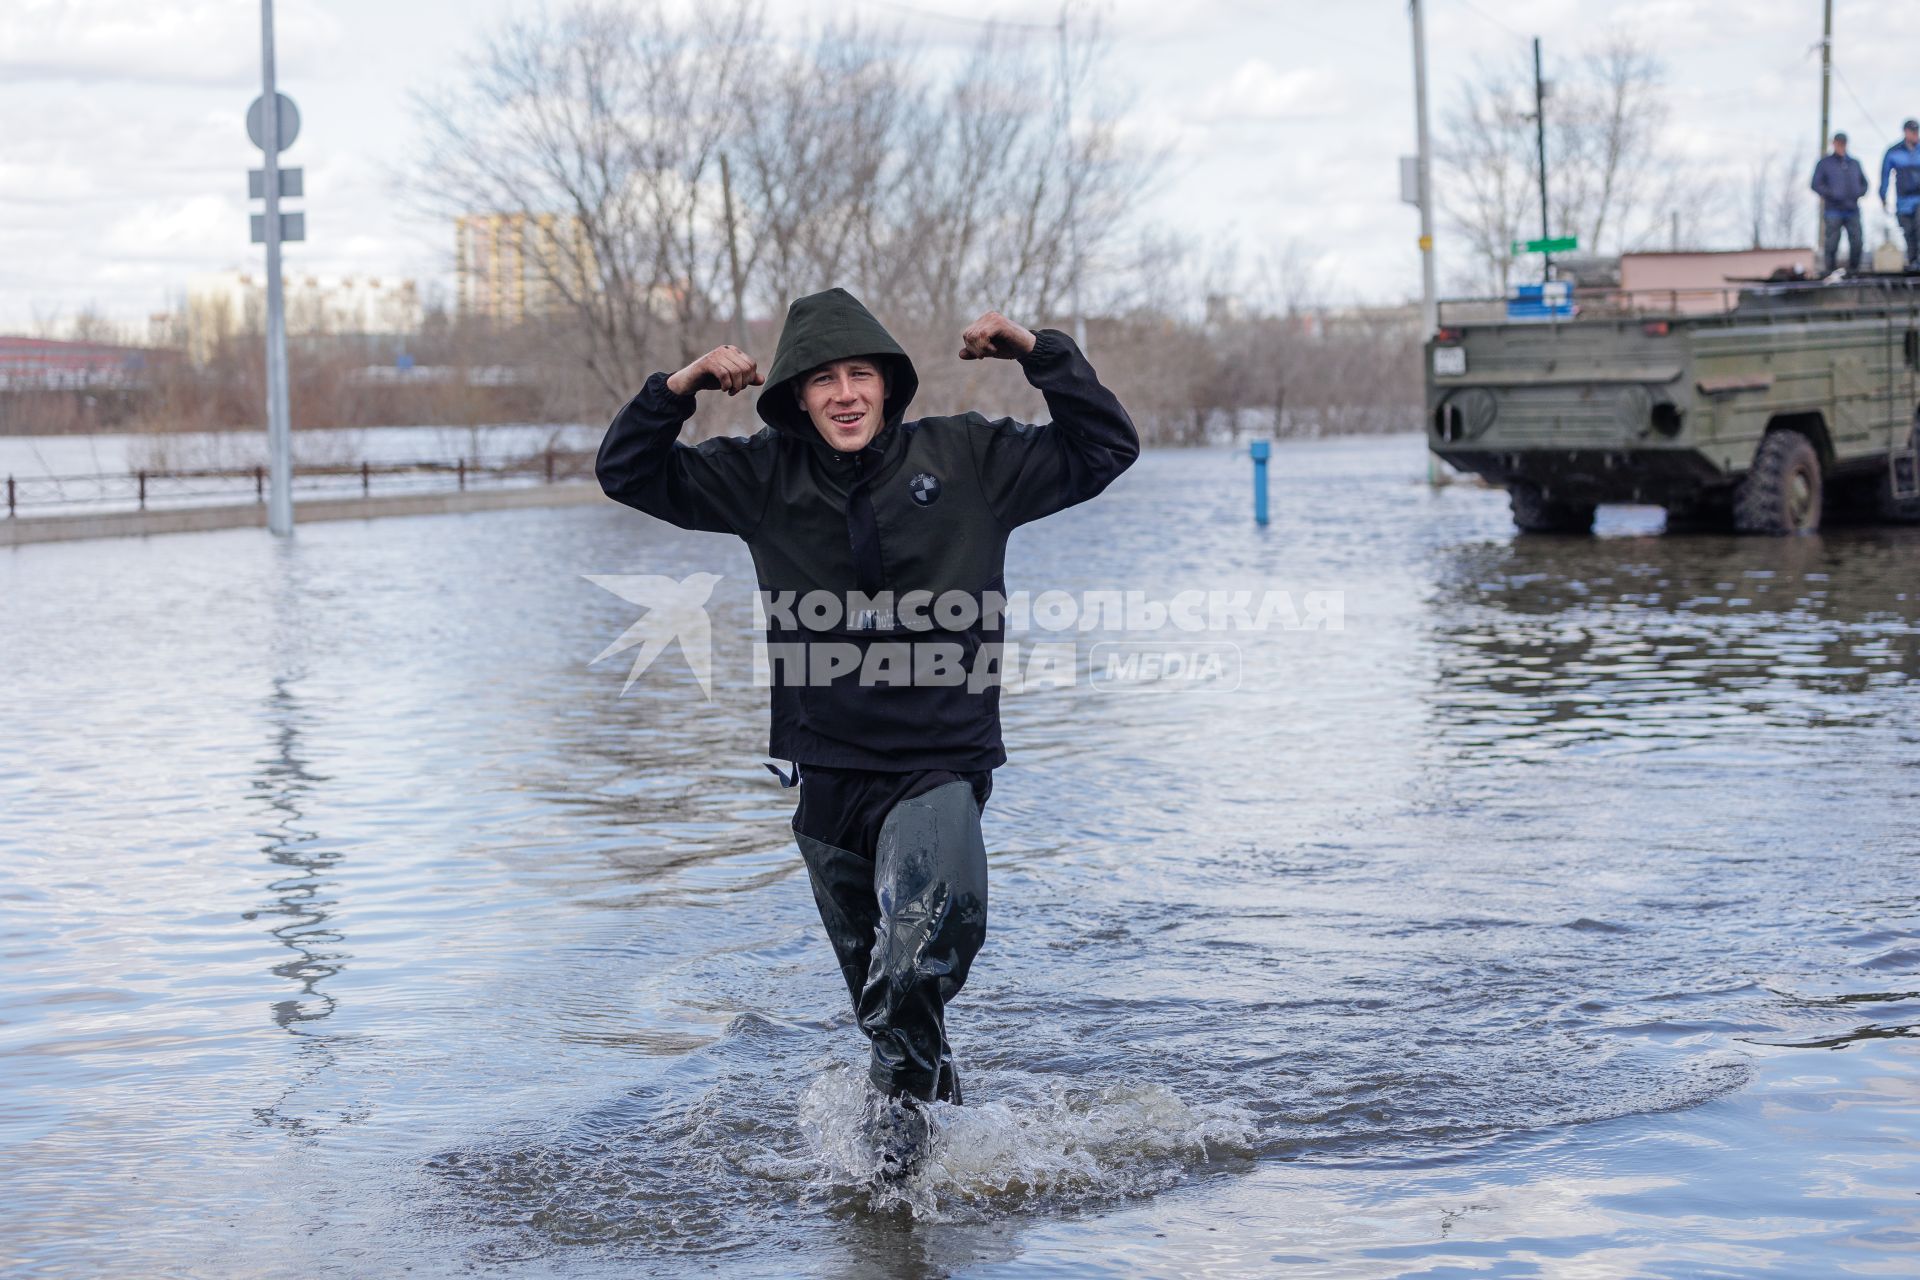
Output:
top-left (790, 1065), bottom-right (1255, 1221)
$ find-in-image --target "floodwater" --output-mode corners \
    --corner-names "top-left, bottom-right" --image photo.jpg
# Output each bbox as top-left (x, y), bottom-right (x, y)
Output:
top-left (2, 435), bottom-right (1916, 1277)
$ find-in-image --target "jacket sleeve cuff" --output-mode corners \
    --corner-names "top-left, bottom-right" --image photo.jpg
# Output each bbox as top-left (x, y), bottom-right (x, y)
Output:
top-left (639, 370), bottom-right (698, 418)
top-left (1017, 327), bottom-right (1073, 370)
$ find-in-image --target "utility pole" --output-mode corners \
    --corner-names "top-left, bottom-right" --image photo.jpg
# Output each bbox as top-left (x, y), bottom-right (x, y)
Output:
top-left (1533, 37), bottom-right (1552, 280)
top-left (1410, 0), bottom-right (1439, 487)
top-left (258, 0), bottom-right (292, 536)
top-left (1409, 0), bottom-right (1437, 341)
top-left (719, 152), bottom-right (749, 353)
top-left (1818, 0), bottom-right (1833, 252)
top-left (1058, 4), bottom-right (1087, 351)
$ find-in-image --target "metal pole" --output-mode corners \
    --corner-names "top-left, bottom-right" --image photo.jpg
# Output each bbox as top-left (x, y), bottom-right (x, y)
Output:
top-left (1534, 37), bottom-right (1551, 280)
top-left (260, 0), bottom-right (293, 536)
top-left (1818, 0), bottom-right (1833, 253)
top-left (1059, 5), bottom-right (1087, 351)
top-left (1250, 440), bottom-right (1271, 526)
top-left (1411, 0), bottom-right (1440, 486)
top-left (1410, 0), bottom-right (1437, 342)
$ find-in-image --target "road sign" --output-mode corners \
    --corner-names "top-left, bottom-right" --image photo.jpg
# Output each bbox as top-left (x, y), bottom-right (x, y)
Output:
top-left (246, 92), bottom-right (301, 152)
top-left (1399, 156), bottom-right (1420, 207)
top-left (1510, 235), bottom-right (1578, 256)
top-left (1506, 280), bottom-right (1572, 321)
top-left (251, 211), bottom-right (305, 243)
top-left (248, 167), bottom-right (302, 199)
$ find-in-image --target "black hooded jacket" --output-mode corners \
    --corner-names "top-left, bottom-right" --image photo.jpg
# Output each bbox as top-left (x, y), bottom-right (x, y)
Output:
top-left (596, 288), bottom-right (1139, 771)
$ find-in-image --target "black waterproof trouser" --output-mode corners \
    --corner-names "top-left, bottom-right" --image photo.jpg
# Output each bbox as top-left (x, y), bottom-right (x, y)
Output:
top-left (1825, 210), bottom-right (1863, 274)
top-left (792, 765), bottom-right (991, 1102)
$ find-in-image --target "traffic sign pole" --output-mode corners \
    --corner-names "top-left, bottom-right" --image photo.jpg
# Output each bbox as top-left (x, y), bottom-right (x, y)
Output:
top-left (259, 0), bottom-right (293, 537)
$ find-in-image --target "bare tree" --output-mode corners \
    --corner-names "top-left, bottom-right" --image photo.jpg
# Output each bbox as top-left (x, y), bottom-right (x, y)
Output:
top-left (733, 20), bottom-right (916, 315)
top-left (1771, 153), bottom-right (1807, 248)
top-left (410, 0), bottom-right (757, 408)
top-left (1437, 35), bottom-right (1683, 292)
top-left (1435, 62), bottom-right (1537, 294)
top-left (1744, 149), bottom-right (1808, 248)
top-left (407, 3), bottom-right (1154, 426)
top-left (724, 15), bottom-right (1155, 415)
top-left (1549, 35), bottom-right (1667, 253)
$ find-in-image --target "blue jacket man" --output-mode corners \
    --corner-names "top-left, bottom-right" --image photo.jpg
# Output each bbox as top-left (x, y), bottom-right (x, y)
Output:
top-left (1880, 119), bottom-right (1920, 269)
top-left (1813, 132), bottom-right (1868, 274)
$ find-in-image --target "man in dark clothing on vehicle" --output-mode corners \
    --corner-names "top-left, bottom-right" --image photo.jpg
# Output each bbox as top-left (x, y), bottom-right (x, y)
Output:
top-left (1881, 120), bottom-right (1920, 270)
top-left (1812, 131), bottom-right (1868, 275)
top-left (595, 288), bottom-right (1138, 1167)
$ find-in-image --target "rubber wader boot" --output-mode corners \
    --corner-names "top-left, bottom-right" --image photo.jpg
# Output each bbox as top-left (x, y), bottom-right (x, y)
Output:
top-left (861, 780), bottom-right (987, 1102)
top-left (864, 1092), bottom-right (932, 1180)
top-left (797, 780), bottom-right (987, 1107)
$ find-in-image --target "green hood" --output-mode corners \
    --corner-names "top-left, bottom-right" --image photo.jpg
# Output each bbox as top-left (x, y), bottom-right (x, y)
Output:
top-left (757, 287), bottom-right (918, 442)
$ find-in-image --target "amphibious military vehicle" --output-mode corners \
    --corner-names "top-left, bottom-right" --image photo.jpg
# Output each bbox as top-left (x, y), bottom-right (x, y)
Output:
top-left (1426, 276), bottom-right (1920, 534)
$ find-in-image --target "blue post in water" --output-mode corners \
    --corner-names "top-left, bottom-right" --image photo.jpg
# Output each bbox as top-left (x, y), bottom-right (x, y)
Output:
top-left (1250, 439), bottom-right (1271, 526)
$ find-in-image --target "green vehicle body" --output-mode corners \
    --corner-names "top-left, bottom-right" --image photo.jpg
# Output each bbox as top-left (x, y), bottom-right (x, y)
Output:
top-left (1426, 279), bottom-right (1920, 532)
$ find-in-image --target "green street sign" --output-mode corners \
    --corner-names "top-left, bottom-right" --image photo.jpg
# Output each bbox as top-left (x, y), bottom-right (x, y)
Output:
top-left (1510, 235), bottom-right (1579, 256)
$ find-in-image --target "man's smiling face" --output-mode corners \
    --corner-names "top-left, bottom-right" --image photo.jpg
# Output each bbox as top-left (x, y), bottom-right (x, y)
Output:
top-left (797, 357), bottom-right (887, 451)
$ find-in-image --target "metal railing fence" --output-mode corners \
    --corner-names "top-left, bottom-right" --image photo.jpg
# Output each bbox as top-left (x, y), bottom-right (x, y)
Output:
top-left (4, 447), bottom-right (597, 518)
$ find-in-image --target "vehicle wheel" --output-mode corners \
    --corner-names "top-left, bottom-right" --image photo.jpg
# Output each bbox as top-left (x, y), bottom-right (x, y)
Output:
top-left (1733, 430), bottom-right (1822, 534)
top-left (1509, 483), bottom-right (1595, 534)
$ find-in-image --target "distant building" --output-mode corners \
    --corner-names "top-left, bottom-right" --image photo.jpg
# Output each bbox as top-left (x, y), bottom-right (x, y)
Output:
top-left (183, 271), bottom-right (422, 361)
top-left (0, 336), bottom-right (161, 391)
top-left (455, 212), bottom-right (596, 323)
top-left (452, 212), bottom-right (699, 325)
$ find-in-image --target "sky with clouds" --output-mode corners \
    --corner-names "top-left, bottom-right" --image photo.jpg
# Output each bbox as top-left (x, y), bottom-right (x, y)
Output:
top-left (5, 0), bottom-right (1919, 334)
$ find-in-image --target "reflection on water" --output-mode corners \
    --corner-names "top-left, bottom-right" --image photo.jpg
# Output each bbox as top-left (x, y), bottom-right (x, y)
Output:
top-left (1430, 528), bottom-right (1919, 762)
top-left (0, 438), bottom-right (1914, 1276)
top-left (243, 670), bottom-right (359, 1138)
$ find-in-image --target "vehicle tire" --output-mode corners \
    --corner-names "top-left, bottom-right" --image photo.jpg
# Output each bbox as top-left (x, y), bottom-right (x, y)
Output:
top-left (1509, 483), bottom-right (1595, 534)
top-left (1733, 430), bottom-right (1822, 534)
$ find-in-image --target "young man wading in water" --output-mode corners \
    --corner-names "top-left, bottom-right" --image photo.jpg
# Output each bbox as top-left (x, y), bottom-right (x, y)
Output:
top-left (596, 288), bottom-right (1137, 1174)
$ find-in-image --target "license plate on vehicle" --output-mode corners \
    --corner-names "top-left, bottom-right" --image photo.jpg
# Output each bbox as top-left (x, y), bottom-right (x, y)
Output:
top-left (1433, 346), bottom-right (1466, 377)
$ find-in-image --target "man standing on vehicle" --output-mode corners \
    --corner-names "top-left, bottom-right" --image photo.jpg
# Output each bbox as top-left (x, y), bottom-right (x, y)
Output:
top-left (1813, 131), bottom-right (1868, 275)
top-left (595, 288), bottom-right (1138, 1171)
top-left (1880, 119), bottom-right (1920, 270)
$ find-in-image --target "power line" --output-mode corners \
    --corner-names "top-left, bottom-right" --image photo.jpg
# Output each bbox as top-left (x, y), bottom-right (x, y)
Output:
top-left (1447, 0), bottom-right (1526, 45)
top-left (1831, 63), bottom-right (1887, 142)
